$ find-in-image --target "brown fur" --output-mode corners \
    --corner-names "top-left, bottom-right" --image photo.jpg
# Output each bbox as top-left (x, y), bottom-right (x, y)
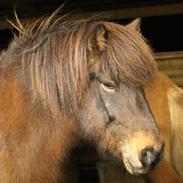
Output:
top-left (0, 67), bottom-right (77, 182)
top-left (145, 74), bottom-right (172, 163)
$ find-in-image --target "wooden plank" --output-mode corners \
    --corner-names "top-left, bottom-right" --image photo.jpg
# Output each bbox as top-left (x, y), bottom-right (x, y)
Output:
top-left (155, 51), bottom-right (183, 87)
top-left (171, 77), bottom-right (183, 86)
top-left (161, 69), bottom-right (183, 78)
top-left (157, 59), bottom-right (183, 70)
top-left (1, 3), bottom-right (183, 30)
top-left (155, 51), bottom-right (183, 60)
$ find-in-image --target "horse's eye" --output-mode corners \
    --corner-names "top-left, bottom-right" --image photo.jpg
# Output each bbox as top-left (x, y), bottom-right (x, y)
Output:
top-left (101, 82), bottom-right (116, 93)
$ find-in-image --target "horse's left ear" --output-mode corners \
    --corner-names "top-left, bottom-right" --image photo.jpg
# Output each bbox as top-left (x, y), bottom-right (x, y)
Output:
top-left (95, 24), bottom-right (108, 52)
top-left (88, 24), bottom-right (108, 68)
top-left (126, 18), bottom-right (141, 32)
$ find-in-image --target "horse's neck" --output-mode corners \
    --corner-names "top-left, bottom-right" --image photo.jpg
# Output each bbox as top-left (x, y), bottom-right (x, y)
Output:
top-left (0, 64), bottom-right (79, 162)
top-left (0, 64), bottom-right (31, 128)
top-left (0, 62), bottom-right (70, 127)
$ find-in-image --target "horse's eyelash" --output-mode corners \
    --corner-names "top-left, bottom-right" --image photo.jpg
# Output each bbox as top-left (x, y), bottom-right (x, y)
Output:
top-left (98, 78), bottom-right (116, 87)
top-left (102, 82), bottom-right (115, 88)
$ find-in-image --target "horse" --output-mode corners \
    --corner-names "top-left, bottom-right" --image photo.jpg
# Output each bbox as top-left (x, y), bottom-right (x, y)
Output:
top-left (145, 73), bottom-right (183, 183)
top-left (0, 14), bottom-right (164, 182)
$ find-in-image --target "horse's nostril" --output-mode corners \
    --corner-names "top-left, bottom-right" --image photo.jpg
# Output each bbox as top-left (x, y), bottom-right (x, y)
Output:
top-left (140, 146), bottom-right (164, 171)
top-left (140, 147), bottom-right (155, 167)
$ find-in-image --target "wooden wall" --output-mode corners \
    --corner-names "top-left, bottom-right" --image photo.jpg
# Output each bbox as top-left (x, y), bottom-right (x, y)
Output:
top-left (156, 51), bottom-right (183, 87)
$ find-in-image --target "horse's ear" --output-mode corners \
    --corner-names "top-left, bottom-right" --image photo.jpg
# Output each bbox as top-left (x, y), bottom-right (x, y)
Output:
top-left (126, 18), bottom-right (141, 32)
top-left (95, 24), bottom-right (108, 52)
top-left (88, 24), bottom-right (108, 67)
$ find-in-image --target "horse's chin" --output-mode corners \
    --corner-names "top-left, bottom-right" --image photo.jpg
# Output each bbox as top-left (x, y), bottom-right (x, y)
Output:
top-left (105, 152), bottom-right (148, 175)
top-left (121, 145), bottom-right (148, 175)
top-left (99, 148), bottom-right (148, 175)
top-left (122, 156), bottom-right (148, 175)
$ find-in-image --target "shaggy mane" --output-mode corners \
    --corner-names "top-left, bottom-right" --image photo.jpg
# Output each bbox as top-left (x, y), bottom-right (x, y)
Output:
top-left (4, 12), bottom-right (157, 118)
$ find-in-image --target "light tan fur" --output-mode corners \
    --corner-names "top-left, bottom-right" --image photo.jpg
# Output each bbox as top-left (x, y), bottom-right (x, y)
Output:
top-left (145, 73), bottom-right (183, 182)
top-left (168, 84), bottom-right (183, 178)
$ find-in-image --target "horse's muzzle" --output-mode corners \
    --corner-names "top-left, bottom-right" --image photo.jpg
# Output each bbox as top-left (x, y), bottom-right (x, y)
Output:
top-left (140, 144), bottom-right (164, 171)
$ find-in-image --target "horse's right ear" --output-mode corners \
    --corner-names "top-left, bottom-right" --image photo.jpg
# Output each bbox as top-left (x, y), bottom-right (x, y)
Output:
top-left (126, 18), bottom-right (141, 32)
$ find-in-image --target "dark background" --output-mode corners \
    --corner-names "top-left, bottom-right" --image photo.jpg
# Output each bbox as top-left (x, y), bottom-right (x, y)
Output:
top-left (0, 0), bottom-right (183, 52)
